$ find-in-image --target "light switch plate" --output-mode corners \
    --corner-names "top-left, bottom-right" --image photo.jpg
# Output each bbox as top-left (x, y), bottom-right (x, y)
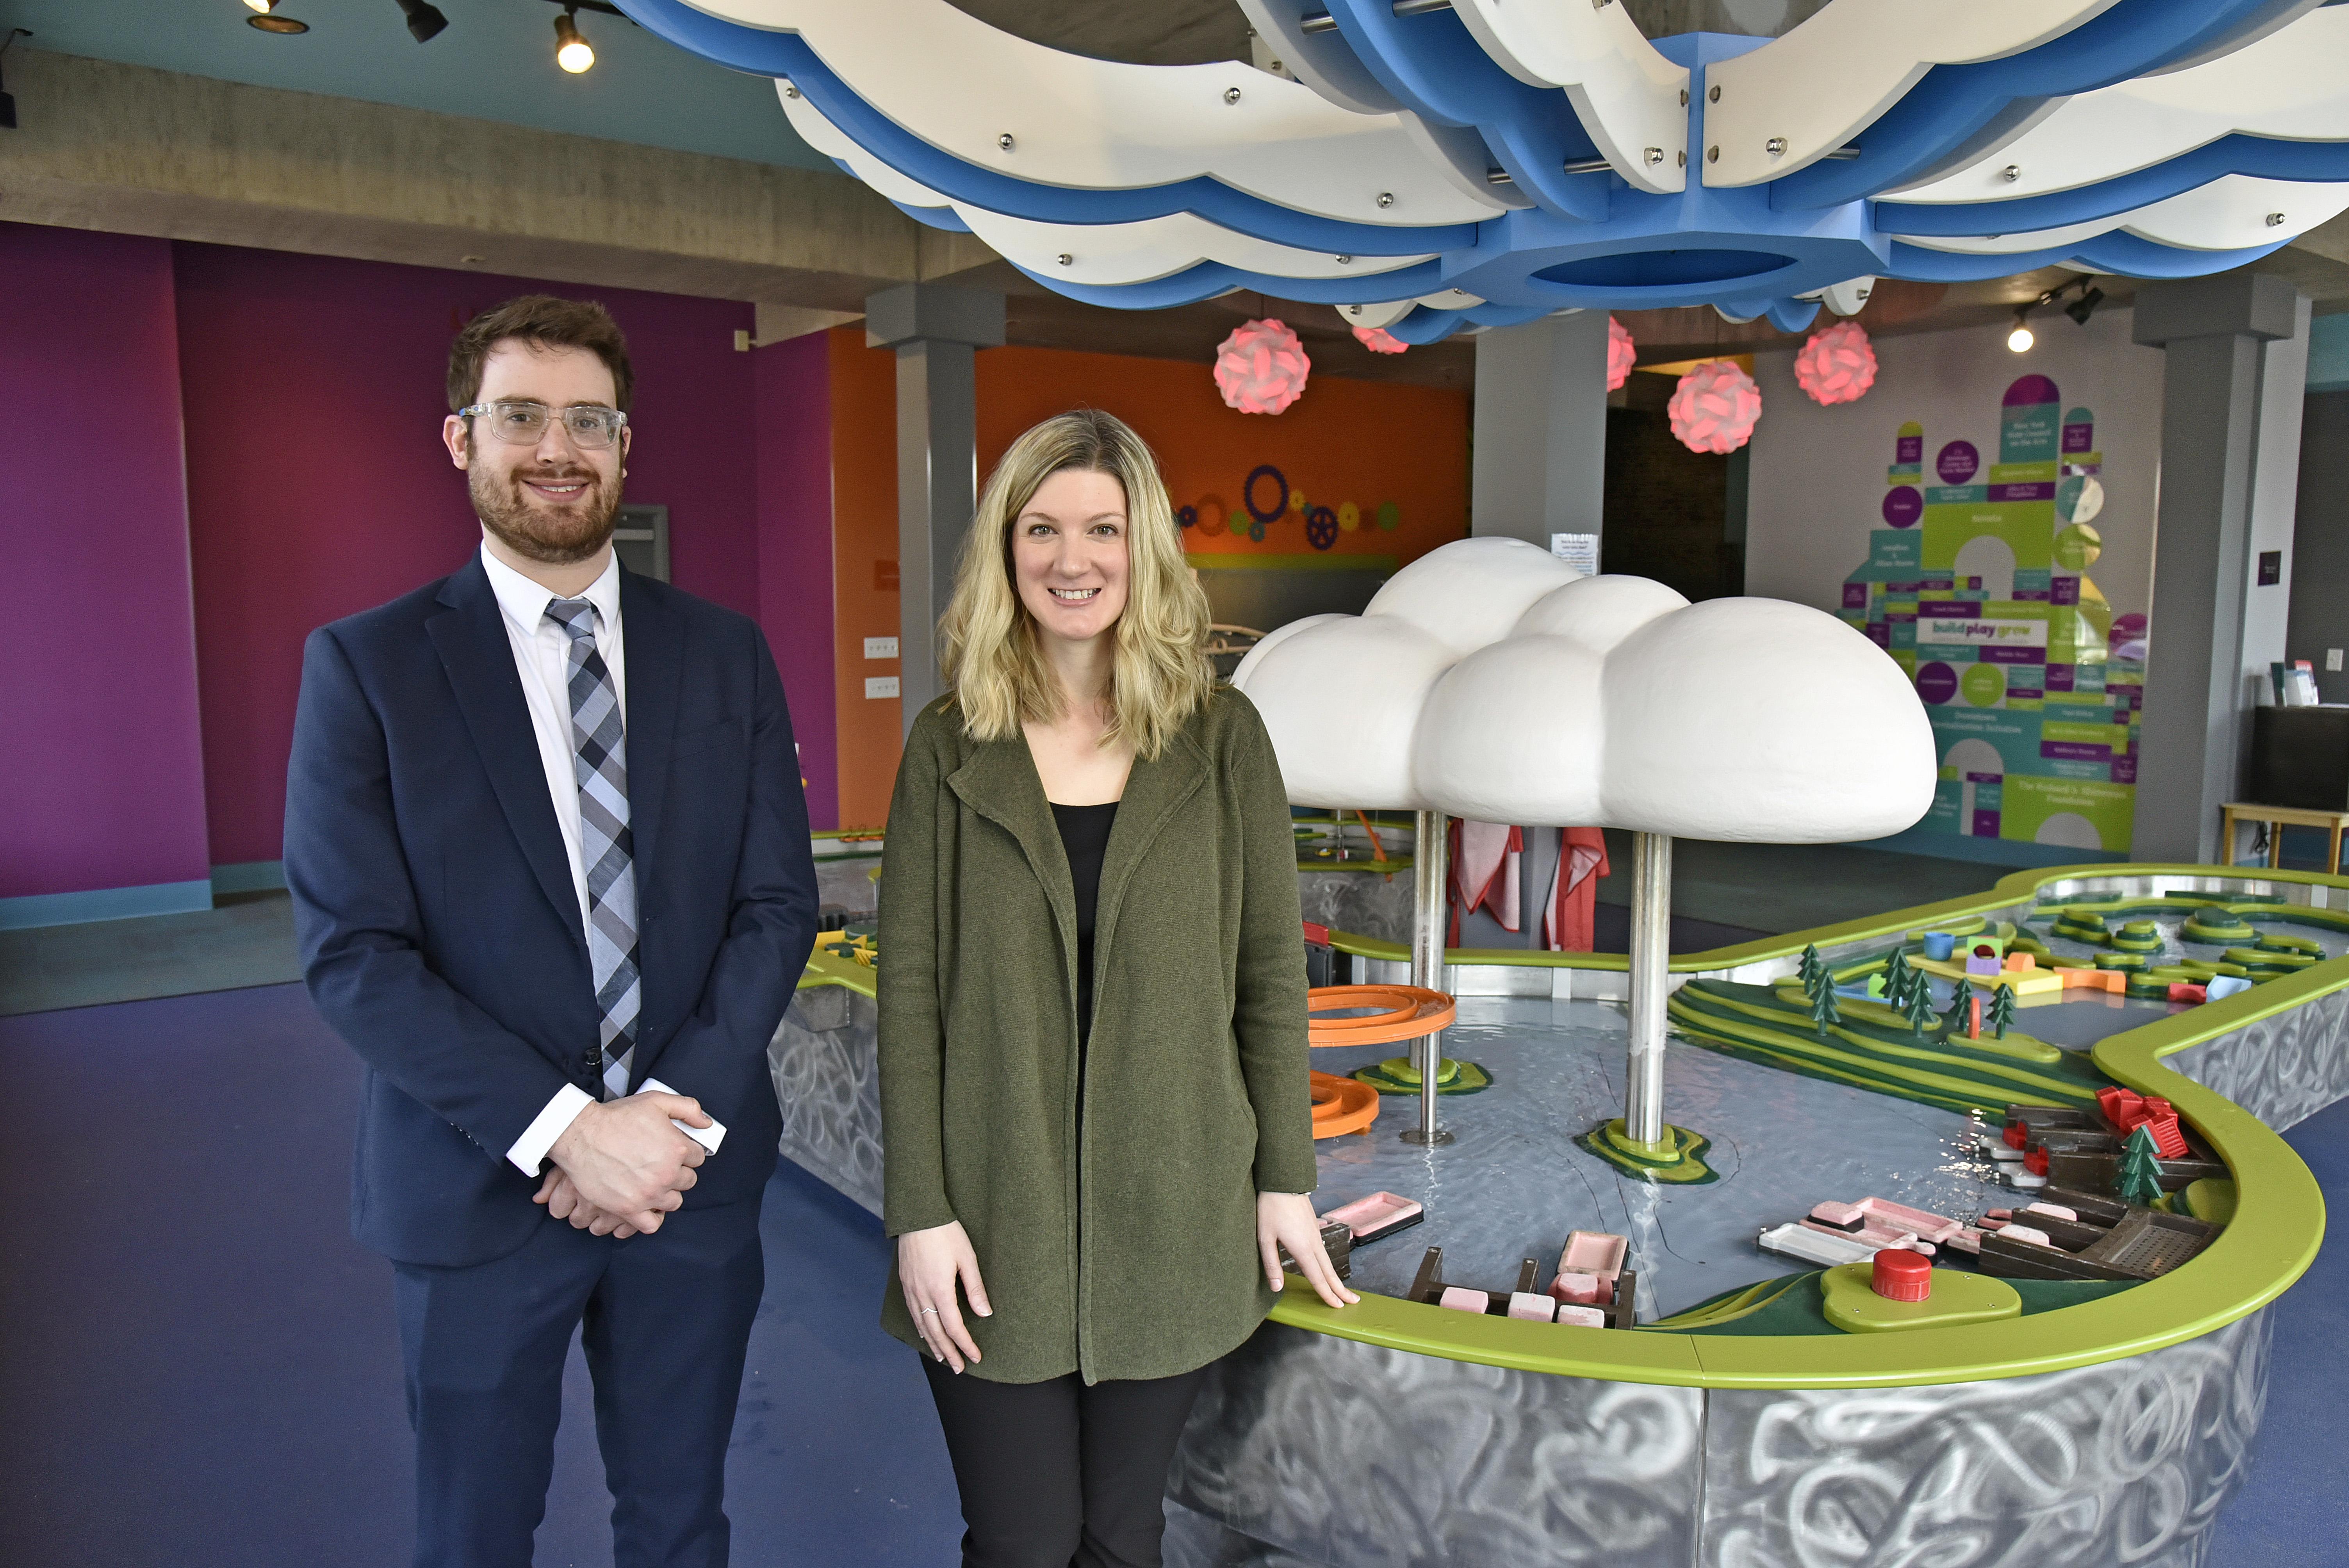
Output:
top-left (863, 636), bottom-right (900, 659)
top-left (2329, 649), bottom-right (2344, 673)
top-left (864, 676), bottom-right (900, 700)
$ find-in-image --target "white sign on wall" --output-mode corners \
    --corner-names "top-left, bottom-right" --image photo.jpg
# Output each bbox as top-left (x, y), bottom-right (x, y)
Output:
top-left (1549, 532), bottom-right (1600, 577)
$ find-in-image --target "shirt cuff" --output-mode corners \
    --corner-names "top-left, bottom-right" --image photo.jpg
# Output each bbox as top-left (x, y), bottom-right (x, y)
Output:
top-left (507, 1084), bottom-right (595, 1175)
top-left (641, 1078), bottom-right (726, 1155)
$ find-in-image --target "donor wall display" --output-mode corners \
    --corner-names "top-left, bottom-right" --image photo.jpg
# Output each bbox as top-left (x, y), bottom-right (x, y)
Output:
top-left (1839, 374), bottom-right (2144, 855)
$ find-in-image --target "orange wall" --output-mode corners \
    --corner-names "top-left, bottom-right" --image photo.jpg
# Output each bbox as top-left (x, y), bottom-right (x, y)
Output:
top-left (826, 329), bottom-right (1472, 827)
top-left (829, 330), bottom-right (902, 833)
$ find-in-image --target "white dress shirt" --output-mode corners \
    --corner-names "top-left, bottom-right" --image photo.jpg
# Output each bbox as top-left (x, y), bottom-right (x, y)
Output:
top-left (477, 545), bottom-right (722, 1176)
top-left (481, 544), bottom-right (621, 1173)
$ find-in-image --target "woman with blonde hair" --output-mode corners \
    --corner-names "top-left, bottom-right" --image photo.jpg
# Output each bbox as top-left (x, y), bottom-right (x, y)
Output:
top-left (877, 408), bottom-right (1354, 1567)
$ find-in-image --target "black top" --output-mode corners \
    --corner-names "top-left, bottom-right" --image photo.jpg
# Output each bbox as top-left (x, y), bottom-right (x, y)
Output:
top-left (1051, 800), bottom-right (1119, 1044)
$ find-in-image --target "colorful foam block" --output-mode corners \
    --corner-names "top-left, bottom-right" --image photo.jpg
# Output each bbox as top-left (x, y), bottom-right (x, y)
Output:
top-left (1554, 1305), bottom-right (1608, 1328)
top-left (1438, 1286), bottom-right (1490, 1314)
top-left (1549, 1272), bottom-right (1601, 1306)
top-left (1556, 1230), bottom-right (1628, 1281)
top-left (1507, 1292), bottom-right (1557, 1322)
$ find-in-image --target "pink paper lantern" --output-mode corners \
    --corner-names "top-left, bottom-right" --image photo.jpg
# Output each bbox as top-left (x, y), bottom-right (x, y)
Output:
top-left (1667, 360), bottom-right (1762, 454)
top-left (1215, 318), bottom-right (1312, 414)
top-left (1606, 315), bottom-right (1635, 390)
top-left (1351, 323), bottom-right (1407, 355)
top-left (1794, 319), bottom-right (1878, 406)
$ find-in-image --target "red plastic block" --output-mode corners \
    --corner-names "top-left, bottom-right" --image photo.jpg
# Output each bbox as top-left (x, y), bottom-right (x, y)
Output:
top-left (1301, 921), bottom-right (1331, 946)
top-left (2003, 1121), bottom-right (2028, 1150)
top-left (2167, 982), bottom-right (2206, 1004)
top-left (2024, 1146), bottom-right (2049, 1176)
top-left (1871, 1249), bottom-right (1933, 1302)
top-left (2098, 1086), bottom-right (2146, 1130)
top-left (2145, 1113), bottom-right (2188, 1159)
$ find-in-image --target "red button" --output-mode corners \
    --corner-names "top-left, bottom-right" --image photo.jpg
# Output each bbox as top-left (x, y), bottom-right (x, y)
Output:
top-left (1872, 1249), bottom-right (1933, 1302)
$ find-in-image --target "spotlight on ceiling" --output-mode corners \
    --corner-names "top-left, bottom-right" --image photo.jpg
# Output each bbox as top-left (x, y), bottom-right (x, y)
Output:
top-left (248, 8), bottom-right (308, 33)
top-left (2064, 285), bottom-right (2105, 328)
top-left (554, 7), bottom-right (595, 73)
top-left (2007, 311), bottom-right (2034, 354)
top-left (396, 0), bottom-right (448, 43)
top-left (244, 0), bottom-right (274, 10)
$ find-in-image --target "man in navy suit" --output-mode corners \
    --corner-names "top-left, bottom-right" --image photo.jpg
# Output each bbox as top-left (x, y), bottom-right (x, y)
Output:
top-left (286, 295), bottom-right (818, 1568)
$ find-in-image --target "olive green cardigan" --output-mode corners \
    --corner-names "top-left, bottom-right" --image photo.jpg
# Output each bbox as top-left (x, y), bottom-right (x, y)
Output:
top-left (876, 688), bottom-right (1318, 1384)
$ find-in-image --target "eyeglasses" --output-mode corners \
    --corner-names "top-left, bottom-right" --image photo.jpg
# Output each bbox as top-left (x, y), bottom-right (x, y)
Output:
top-left (458, 400), bottom-right (628, 449)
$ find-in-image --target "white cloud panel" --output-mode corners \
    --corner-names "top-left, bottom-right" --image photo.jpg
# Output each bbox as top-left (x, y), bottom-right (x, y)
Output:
top-left (1232, 538), bottom-right (1936, 841)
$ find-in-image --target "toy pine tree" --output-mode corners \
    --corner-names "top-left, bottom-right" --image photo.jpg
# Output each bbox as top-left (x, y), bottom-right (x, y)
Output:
top-left (2117, 1124), bottom-right (2164, 1206)
top-left (1902, 978), bottom-right (1937, 1035)
top-left (1944, 976), bottom-right (1975, 1032)
top-left (1798, 944), bottom-right (1825, 989)
top-left (1882, 948), bottom-right (1914, 1007)
top-left (1810, 981), bottom-right (1841, 1037)
top-left (1986, 983), bottom-right (2018, 1039)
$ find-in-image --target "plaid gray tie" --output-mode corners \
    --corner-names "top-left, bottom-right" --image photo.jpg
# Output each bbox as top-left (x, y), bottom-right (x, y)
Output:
top-left (545, 598), bottom-right (639, 1101)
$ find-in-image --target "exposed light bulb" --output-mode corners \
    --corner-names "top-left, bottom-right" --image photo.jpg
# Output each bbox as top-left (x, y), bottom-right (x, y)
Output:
top-left (554, 11), bottom-right (594, 73)
top-left (2007, 323), bottom-right (2034, 354)
top-left (244, 0), bottom-right (274, 12)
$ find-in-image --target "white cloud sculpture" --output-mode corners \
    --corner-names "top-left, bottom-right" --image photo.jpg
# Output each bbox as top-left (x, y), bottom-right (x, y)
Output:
top-left (1231, 537), bottom-right (1935, 841)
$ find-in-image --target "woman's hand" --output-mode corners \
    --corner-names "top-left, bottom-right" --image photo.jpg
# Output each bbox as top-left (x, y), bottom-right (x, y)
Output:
top-left (897, 1221), bottom-right (992, 1373)
top-left (1257, 1192), bottom-right (1360, 1310)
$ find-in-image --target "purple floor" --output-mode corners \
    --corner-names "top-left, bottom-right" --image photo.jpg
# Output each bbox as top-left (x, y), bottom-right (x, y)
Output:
top-left (0, 980), bottom-right (2337, 1566)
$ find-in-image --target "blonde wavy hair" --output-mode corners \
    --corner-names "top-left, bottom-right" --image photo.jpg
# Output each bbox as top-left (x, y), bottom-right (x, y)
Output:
top-left (939, 409), bottom-right (1214, 761)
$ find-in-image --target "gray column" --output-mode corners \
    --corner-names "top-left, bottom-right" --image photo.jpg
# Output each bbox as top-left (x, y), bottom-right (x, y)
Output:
top-left (2130, 273), bottom-right (2304, 864)
top-left (864, 283), bottom-right (1005, 732)
top-left (1471, 310), bottom-right (1609, 550)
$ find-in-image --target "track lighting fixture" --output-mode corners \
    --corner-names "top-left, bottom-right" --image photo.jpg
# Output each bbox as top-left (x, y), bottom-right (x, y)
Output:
top-left (554, 7), bottom-right (595, 73)
top-left (2064, 285), bottom-right (2105, 327)
top-left (2007, 311), bottom-right (2034, 354)
top-left (397, 0), bottom-right (449, 44)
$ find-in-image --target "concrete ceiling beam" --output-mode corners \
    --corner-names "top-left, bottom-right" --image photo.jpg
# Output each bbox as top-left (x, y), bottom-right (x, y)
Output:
top-left (0, 48), bottom-right (996, 308)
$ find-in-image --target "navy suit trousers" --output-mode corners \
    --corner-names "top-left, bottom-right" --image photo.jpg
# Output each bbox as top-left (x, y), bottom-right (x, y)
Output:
top-left (393, 1199), bottom-right (765, 1568)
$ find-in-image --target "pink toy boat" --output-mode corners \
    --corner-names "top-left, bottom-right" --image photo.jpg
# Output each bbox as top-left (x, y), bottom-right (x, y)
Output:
top-left (1549, 1230), bottom-right (1629, 1306)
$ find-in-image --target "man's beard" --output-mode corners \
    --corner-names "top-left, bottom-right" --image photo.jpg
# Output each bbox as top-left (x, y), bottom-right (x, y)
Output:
top-left (472, 461), bottom-right (624, 565)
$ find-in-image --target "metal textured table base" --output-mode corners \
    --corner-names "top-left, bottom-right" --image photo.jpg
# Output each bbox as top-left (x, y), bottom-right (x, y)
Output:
top-left (1168, 1311), bottom-right (2269, 1568)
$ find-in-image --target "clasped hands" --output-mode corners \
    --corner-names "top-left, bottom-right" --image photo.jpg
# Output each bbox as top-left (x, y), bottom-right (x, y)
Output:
top-left (531, 1091), bottom-right (713, 1238)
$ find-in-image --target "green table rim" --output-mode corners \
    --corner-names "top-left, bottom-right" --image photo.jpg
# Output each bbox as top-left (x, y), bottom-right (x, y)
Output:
top-left (798, 861), bottom-right (2335, 1388)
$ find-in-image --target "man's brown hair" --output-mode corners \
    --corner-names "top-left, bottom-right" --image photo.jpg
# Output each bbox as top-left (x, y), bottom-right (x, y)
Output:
top-left (446, 294), bottom-right (634, 414)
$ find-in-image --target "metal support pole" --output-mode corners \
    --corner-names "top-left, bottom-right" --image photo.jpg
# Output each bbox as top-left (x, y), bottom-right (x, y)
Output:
top-left (1402, 809), bottom-right (1453, 1147)
top-left (1623, 831), bottom-right (1673, 1147)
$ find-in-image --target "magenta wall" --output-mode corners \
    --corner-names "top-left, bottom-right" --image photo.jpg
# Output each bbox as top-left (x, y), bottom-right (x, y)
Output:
top-left (755, 332), bottom-right (839, 830)
top-left (0, 223), bottom-right (212, 903)
top-left (173, 244), bottom-right (758, 866)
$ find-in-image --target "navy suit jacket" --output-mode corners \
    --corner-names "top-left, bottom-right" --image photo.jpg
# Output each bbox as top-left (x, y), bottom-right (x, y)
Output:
top-left (285, 555), bottom-right (819, 1268)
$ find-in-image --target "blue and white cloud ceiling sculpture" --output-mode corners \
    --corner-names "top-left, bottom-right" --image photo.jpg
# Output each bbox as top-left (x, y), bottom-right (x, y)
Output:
top-left (621, 0), bottom-right (2349, 342)
top-left (1229, 539), bottom-right (1937, 841)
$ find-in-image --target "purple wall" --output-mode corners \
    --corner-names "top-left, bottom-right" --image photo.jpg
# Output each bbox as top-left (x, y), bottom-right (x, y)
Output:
top-left (756, 333), bottom-right (839, 830)
top-left (173, 244), bottom-right (759, 866)
top-left (6, 227), bottom-right (841, 914)
top-left (0, 223), bottom-right (212, 904)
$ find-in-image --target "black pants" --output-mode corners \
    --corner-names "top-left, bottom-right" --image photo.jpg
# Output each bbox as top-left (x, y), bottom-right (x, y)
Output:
top-left (921, 1357), bottom-right (1211, 1568)
top-left (391, 1200), bottom-right (765, 1568)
